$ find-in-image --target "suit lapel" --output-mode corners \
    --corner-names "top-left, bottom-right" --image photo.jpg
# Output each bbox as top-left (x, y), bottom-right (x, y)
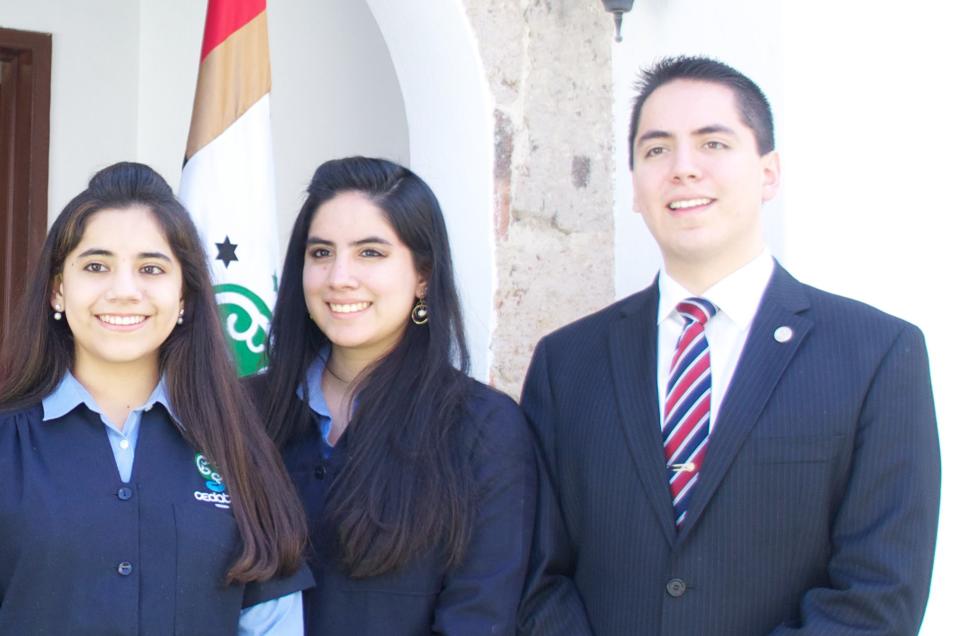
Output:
top-left (677, 264), bottom-right (813, 540)
top-left (608, 283), bottom-right (678, 545)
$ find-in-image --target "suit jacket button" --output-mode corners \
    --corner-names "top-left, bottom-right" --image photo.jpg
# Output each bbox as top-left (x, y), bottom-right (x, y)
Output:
top-left (666, 578), bottom-right (686, 597)
top-left (117, 561), bottom-right (133, 576)
top-left (314, 464), bottom-right (326, 479)
top-left (117, 487), bottom-right (133, 501)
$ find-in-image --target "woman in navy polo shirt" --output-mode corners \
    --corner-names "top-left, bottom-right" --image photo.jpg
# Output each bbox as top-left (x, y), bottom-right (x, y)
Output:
top-left (0, 162), bottom-right (311, 634)
top-left (250, 157), bottom-right (536, 635)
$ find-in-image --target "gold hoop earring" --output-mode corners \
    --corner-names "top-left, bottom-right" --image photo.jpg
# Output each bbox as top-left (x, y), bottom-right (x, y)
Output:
top-left (411, 299), bottom-right (428, 325)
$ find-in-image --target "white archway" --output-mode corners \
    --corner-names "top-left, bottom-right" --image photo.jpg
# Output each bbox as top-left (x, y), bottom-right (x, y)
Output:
top-left (365, 0), bottom-right (496, 379)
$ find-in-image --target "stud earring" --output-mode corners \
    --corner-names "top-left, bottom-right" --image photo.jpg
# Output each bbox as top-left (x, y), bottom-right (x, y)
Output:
top-left (177, 308), bottom-right (184, 325)
top-left (53, 304), bottom-right (63, 321)
top-left (411, 298), bottom-right (428, 325)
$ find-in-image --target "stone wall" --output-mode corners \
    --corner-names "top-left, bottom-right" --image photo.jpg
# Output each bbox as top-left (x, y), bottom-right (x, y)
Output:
top-left (463, 0), bottom-right (617, 397)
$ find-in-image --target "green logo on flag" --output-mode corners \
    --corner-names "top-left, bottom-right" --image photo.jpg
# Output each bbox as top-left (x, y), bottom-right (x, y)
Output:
top-left (214, 283), bottom-right (272, 377)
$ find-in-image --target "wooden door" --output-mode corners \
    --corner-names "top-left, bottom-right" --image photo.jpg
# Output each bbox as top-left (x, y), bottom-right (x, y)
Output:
top-left (0, 27), bottom-right (51, 343)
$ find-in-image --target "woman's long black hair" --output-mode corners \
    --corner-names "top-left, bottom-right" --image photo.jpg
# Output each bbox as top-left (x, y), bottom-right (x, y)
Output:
top-left (0, 162), bottom-right (307, 583)
top-left (260, 156), bottom-right (473, 577)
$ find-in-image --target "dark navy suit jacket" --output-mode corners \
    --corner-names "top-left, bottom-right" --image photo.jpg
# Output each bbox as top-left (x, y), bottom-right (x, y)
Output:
top-left (518, 264), bottom-right (940, 636)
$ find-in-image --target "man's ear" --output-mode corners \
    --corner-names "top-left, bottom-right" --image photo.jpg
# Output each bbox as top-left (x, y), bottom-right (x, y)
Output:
top-left (760, 150), bottom-right (781, 203)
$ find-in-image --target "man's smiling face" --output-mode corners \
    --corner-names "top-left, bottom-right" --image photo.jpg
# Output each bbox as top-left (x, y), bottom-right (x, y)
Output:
top-left (631, 79), bottom-right (780, 279)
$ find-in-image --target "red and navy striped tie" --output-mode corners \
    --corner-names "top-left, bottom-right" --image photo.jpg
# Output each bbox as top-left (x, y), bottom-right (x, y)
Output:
top-left (663, 297), bottom-right (718, 527)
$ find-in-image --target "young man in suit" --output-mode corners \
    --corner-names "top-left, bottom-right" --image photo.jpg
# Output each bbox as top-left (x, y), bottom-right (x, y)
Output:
top-left (518, 56), bottom-right (940, 635)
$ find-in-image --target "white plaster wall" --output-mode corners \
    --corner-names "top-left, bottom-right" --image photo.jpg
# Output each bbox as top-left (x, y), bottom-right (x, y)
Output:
top-left (135, 0), bottom-right (205, 193)
top-left (366, 0), bottom-right (495, 379)
top-left (615, 1), bottom-right (955, 632)
top-left (0, 0), bottom-right (140, 219)
top-left (269, 0), bottom-right (410, 244)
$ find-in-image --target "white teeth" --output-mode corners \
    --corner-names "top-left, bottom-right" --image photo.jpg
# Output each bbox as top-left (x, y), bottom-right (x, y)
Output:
top-left (329, 302), bottom-right (371, 314)
top-left (99, 315), bottom-right (146, 326)
top-left (668, 198), bottom-right (712, 210)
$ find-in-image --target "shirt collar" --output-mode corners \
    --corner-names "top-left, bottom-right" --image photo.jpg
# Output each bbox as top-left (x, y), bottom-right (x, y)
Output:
top-left (657, 250), bottom-right (775, 331)
top-left (297, 344), bottom-right (333, 420)
top-left (41, 369), bottom-right (176, 423)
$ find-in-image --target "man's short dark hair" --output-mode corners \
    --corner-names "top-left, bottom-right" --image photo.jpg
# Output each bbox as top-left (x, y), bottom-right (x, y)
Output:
top-left (628, 56), bottom-right (775, 168)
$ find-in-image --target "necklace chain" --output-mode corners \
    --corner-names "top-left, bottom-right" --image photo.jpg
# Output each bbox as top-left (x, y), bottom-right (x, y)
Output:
top-left (325, 365), bottom-right (350, 384)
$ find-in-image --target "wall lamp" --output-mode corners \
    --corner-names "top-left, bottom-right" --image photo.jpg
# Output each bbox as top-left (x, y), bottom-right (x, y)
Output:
top-left (600, 0), bottom-right (635, 42)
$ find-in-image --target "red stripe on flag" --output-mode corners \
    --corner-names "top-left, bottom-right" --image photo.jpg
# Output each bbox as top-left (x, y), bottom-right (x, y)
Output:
top-left (200, 0), bottom-right (267, 61)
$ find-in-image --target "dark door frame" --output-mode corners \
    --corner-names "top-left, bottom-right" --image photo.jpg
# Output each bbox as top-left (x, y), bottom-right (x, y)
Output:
top-left (0, 26), bottom-right (51, 341)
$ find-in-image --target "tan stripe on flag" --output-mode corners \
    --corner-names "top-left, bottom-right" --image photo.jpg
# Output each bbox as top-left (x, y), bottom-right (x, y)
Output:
top-left (185, 11), bottom-right (271, 160)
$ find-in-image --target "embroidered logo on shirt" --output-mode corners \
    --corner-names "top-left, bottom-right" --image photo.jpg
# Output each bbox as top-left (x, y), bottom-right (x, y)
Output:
top-left (194, 453), bottom-right (231, 509)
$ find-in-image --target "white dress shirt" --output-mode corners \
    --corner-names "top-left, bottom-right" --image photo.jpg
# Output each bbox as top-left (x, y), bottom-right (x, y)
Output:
top-left (656, 251), bottom-right (775, 431)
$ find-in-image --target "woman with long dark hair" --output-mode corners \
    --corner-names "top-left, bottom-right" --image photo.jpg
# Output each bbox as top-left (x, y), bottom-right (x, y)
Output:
top-left (252, 156), bottom-right (535, 634)
top-left (0, 162), bottom-right (311, 634)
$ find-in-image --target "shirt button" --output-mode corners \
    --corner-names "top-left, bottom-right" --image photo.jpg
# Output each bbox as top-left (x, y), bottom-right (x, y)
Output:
top-left (117, 487), bottom-right (133, 501)
top-left (666, 578), bottom-right (687, 597)
top-left (117, 561), bottom-right (133, 576)
top-left (119, 439), bottom-right (130, 450)
top-left (314, 464), bottom-right (326, 479)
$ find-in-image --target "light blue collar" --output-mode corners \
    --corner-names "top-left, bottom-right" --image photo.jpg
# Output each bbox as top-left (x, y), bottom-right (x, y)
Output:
top-left (41, 370), bottom-right (177, 425)
top-left (295, 345), bottom-right (334, 442)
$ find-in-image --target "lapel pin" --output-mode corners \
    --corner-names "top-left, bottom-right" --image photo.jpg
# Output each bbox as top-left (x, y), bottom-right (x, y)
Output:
top-left (774, 326), bottom-right (793, 343)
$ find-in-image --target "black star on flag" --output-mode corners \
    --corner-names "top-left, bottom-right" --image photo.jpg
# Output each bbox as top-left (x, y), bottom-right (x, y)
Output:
top-left (215, 236), bottom-right (239, 268)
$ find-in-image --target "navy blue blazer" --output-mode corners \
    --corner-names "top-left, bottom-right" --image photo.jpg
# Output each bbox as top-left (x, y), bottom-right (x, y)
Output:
top-left (518, 264), bottom-right (940, 636)
top-left (274, 379), bottom-right (536, 636)
top-left (0, 403), bottom-right (312, 635)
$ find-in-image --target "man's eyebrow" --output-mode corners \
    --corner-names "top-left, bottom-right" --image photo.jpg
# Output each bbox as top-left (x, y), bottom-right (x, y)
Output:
top-left (636, 125), bottom-right (738, 145)
top-left (694, 124), bottom-right (737, 136)
top-left (306, 236), bottom-right (393, 247)
top-left (636, 130), bottom-right (672, 145)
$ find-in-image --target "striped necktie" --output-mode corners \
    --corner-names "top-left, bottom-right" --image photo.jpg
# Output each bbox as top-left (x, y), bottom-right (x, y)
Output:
top-left (663, 297), bottom-right (718, 527)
